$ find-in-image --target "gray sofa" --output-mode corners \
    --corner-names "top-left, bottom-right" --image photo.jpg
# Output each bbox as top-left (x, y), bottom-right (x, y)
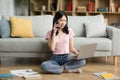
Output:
top-left (0, 15), bottom-right (120, 66)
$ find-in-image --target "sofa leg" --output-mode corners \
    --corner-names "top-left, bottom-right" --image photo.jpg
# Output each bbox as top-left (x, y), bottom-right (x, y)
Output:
top-left (105, 56), bottom-right (108, 64)
top-left (113, 56), bottom-right (117, 67)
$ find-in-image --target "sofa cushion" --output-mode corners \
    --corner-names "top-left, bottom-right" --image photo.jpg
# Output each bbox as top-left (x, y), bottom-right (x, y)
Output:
top-left (0, 20), bottom-right (11, 38)
top-left (68, 15), bottom-right (106, 37)
top-left (31, 15), bottom-right (53, 38)
top-left (68, 16), bottom-right (85, 37)
top-left (73, 37), bottom-right (111, 51)
top-left (0, 16), bottom-right (2, 20)
top-left (10, 17), bottom-right (34, 38)
top-left (0, 38), bottom-right (51, 53)
top-left (3, 15), bottom-right (53, 38)
top-left (84, 22), bottom-right (107, 37)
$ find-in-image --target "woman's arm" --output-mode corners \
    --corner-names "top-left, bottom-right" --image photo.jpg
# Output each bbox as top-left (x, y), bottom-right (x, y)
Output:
top-left (69, 36), bottom-right (79, 56)
top-left (47, 23), bottom-right (58, 51)
top-left (47, 33), bottom-right (56, 51)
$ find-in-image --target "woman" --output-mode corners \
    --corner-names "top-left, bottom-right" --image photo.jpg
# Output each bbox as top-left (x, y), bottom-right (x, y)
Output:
top-left (41, 10), bottom-right (86, 74)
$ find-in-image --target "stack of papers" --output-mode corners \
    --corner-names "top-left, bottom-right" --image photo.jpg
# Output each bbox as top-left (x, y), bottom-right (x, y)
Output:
top-left (10, 69), bottom-right (38, 77)
top-left (10, 69), bottom-right (42, 80)
top-left (93, 72), bottom-right (119, 80)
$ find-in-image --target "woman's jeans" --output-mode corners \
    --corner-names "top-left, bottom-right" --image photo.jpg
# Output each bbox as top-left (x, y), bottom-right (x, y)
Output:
top-left (40, 54), bottom-right (86, 74)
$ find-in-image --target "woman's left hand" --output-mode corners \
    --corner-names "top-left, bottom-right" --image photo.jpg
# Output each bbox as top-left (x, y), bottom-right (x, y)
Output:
top-left (75, 52), bottom-right (79, 57)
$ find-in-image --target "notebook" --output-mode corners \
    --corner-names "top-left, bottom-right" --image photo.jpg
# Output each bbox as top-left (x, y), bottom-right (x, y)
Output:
top-left (0, 73), bottom-right (13, 78)
top-left (77, 43), bottom-right (97, 59)
top-left (93, 72), bottom-right (119, 79)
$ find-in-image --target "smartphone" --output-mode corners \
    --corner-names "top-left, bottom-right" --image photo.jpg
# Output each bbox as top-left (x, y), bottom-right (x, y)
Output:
top-left (55, 21), bottom-right (59, 29)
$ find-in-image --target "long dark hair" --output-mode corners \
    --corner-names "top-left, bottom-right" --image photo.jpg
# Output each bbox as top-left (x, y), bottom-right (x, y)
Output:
top-left (51, 10), bottom-right (69, 37)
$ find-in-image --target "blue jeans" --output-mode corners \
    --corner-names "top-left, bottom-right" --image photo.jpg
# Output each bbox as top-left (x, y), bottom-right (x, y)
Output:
top-left (40, 54), bottom-right (86, 74)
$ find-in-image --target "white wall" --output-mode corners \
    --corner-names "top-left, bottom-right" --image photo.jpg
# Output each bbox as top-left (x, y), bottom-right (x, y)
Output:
top-left (0, 0), bottom-right (15, 16)
top-left (0, 0), bottom-right (29, 16)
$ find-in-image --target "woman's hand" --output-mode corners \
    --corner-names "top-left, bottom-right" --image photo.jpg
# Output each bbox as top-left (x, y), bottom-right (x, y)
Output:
top-left (75, 52), bottom-right (79, 58)
top-left (53, 22), bottom-right (60, 35)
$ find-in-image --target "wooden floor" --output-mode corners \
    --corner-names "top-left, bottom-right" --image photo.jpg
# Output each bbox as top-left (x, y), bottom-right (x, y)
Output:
top-left (0, 57), bottom-right (120, 80)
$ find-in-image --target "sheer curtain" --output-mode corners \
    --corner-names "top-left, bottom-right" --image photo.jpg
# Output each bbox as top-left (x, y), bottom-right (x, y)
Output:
top-left (0, 0), bottom-right (15, 16)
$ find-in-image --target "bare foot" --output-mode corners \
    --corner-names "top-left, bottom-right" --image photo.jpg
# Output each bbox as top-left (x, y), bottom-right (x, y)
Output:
top-left (68, 69), bottom-right (82, 73)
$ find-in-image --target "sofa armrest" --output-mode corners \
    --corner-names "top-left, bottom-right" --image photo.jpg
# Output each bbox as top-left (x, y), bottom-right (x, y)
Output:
top-left (106, 26), bottom-right (120, 56)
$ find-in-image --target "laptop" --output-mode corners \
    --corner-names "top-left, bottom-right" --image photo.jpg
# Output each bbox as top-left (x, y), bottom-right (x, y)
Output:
top-left (77, 43), bottom-right (97, 59)
top-left (69, 43), bottom-right (97, 59)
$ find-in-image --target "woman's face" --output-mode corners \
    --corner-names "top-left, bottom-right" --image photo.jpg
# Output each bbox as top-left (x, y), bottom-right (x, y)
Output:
top-left (58, 15), bottom-right (67, 29)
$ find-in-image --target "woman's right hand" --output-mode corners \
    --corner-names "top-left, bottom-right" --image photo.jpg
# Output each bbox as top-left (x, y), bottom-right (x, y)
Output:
top-left (53, 22), bottom-right (60, 35)
top-left (53, 24), bottom-right (58, 34)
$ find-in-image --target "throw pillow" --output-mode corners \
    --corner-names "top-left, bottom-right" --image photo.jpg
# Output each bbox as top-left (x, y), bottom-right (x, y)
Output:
top-left (0, 20), bottom-right (11, 38)
top-left (84, 22), bottom-right (107, 38)
top-left (10, 17), bottom-right (34, 38)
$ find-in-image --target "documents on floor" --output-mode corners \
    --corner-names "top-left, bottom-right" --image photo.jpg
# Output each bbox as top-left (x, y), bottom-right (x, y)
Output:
top-left (10, 69), bottom-right (42, 80)
top-left (93, 72), bottom-right (119, 80)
